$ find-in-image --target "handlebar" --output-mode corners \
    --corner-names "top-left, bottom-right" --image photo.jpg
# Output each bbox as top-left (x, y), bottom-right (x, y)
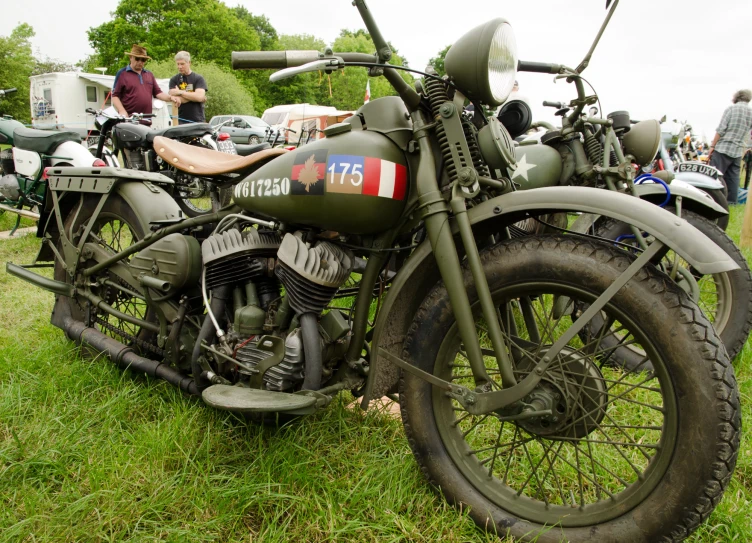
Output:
top-left (232, 50), bottom-right (379, 70)
top-left (86, 108), bottom-right (156, 120)
top-left (543, 101), bottom-right (567, 109)
top-left (232, 50), bottom-right (321, 70)
top-left (517, 61), bottom-right (564, 74)
top-left (0, 88), bottom-right (17, 97)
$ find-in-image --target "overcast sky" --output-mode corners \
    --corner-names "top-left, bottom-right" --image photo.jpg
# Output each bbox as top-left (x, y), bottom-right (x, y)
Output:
top-left (2, 0), bottom-right (751, 138)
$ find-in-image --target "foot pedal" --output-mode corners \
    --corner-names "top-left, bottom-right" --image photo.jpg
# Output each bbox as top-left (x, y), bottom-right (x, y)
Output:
top-left (202, 385), bottom-right (317, 413)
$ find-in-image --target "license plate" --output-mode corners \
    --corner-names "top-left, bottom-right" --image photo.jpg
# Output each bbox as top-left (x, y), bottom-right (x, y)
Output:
top-left (676, 162), bottom-right (718, 178)
top-left (217, 140), bottom-right (237, 154)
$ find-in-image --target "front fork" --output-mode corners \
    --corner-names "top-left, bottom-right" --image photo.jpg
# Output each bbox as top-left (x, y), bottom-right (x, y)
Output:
top-left (406, 110), bottom-right (664, 413)
top-left (411, 111), bottom-right (515, 390)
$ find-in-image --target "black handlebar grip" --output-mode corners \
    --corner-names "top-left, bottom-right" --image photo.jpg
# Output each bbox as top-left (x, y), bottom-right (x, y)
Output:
top-left (232, 51), bottom-right (321, 70)
top-left (0, 88), bottom-right (17, 96)
top-left (517, 60), bottom-right (563, 74)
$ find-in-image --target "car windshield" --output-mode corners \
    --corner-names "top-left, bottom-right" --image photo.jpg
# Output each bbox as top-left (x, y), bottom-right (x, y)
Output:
top-left (232, 116), bottom-right (267, 128)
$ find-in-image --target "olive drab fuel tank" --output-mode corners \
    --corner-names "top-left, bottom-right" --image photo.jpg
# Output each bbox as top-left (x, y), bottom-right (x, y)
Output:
top-left (233, 105), bottom-right (410, 235)
top-left (511, 143), bottom-right (562, 190)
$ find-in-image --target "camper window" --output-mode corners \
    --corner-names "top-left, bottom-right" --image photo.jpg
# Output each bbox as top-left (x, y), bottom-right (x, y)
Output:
top-left (43, 89), bottom-right (52, 103)
top-left (86, 86), bottom-right (97, 103)
top-left (262, 112), bottom-right (286, 125)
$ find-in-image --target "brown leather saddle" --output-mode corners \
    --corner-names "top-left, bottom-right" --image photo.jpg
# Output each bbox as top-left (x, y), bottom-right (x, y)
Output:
top-left (153, 136), bottom-right (287, 176)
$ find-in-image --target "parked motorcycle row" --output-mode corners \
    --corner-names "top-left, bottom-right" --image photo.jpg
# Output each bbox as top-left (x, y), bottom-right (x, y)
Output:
top-left (2, 0), bottom-right (746, 541)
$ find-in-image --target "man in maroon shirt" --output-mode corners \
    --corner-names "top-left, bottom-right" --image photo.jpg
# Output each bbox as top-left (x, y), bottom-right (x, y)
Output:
top-left (112, 45), bottom-right (176, 118)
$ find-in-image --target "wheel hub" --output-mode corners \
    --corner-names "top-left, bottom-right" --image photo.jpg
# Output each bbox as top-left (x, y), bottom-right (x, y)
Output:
top-left (516, 346), bottom-right (608, 439)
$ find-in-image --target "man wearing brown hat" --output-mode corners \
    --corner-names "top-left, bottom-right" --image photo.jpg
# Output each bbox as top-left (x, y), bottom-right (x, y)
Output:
top-left (112, 45), bottom-right (176, 119)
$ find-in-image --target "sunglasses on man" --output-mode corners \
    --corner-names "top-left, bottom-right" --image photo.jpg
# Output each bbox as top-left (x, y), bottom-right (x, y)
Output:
top-left (134, 57), bottom-right (148, 62)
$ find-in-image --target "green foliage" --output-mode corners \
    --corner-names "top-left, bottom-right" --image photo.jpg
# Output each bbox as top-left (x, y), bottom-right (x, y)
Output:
top-left (31, 58), bottom-right (75, 77)
top-left (231, 7), bottom-right (277, 51)
top-left (429, 45), bottom-right (451, 77)
top-left (87, 0), bottom-right (261, 73)
top-left (0, 24), bottom-right (35, 123)
top-left (324, 29), bottom-right (413, 112)
top-left (146, 59), bottom-right (255, 117)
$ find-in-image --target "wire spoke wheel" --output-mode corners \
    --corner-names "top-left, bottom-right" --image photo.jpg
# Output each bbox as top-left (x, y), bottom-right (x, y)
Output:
top-left (434, 285), bottom-right (674, 527)
top-left (54, 196), bottom-right (158, 355)
top-left (399, 236), bottom-right (739, 541)
top-left (88, 214), bottom-right (149, 343)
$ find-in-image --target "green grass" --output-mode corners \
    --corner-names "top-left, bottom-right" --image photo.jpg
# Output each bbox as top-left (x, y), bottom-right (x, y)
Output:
top-left (1, 208), bottom-right (752, 542)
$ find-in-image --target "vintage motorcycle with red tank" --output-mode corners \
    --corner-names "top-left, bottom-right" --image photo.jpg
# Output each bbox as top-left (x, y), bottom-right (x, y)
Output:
top-left (6, 1), bottom-right (740, 541)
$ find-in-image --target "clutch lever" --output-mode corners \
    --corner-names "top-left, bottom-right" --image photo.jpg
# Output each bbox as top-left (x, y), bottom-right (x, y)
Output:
top-left (269, 58), bottom-right (344, 82)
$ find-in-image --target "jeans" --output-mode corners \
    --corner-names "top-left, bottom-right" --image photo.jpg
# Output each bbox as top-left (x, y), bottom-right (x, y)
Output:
top-left (710, 151), bottom-right (742, 204)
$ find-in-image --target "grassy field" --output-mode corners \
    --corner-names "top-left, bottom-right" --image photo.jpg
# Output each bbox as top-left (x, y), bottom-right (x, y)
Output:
top-left (0, 208), bottom-right (751, 542)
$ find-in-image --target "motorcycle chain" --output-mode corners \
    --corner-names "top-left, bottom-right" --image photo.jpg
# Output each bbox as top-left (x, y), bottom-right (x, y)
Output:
top-left (92, 315), bottom-right (166, 358)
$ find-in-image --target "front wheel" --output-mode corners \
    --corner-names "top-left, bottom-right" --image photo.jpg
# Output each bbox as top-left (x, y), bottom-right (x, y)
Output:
top-left (248, 135), bottom-right (261, 144)
top-left (595, 207), bottom-right (752, 360)
top-left (399, 236), bottom-right (739, 542)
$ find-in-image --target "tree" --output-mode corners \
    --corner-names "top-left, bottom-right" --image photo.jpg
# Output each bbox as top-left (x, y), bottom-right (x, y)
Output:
top-left (231, 7), bottom-right (277, 51)
top-left (0, 24), bottom-right (35, 122)
top-left (429, 45), bottom-right (451, 77)
top-left (324, 29), bottom-right (413, 111)
top-left (147, 59), bottom-right (255, 118)
top-left (32, 57), bottom-right (75, 77)
top-left (87, 0), bottom-right (261, 72)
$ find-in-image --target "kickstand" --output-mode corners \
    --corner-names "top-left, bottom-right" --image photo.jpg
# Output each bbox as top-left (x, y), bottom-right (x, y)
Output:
top-left (9, 211), bottom-right (22, 237)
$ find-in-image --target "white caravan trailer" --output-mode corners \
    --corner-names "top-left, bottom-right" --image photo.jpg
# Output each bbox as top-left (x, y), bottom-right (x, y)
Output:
top-left (29, 72), bottom-right (173, 138)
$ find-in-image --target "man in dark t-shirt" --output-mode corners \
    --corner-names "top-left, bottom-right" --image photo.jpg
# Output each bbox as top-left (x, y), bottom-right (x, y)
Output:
top-left (112, 44), bottom-right (175, 118)
top-left (168, 51), bottom-right (208, 124)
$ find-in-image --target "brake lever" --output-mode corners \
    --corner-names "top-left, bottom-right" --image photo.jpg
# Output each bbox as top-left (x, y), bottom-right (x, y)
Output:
top-left (269, 58), bottom-right (344, 82)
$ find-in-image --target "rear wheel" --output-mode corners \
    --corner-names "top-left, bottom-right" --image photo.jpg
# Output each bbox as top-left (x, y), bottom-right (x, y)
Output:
top-left (249, 135), bottom-right (261, 144)
top-left (595, 207), bottom-right (752, 361)
top-left (399, 236), bottom-right (739, 542)
top-left (53, 195), bottom-right (159, 355)
top-left (171, 173), bottom-right (222, 217)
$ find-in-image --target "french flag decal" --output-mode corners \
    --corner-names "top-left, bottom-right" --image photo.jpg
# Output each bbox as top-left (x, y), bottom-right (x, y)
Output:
top-left (326, 155), bottom-right (407, 200)
top-left (363, 157), bottom-right (407, 200)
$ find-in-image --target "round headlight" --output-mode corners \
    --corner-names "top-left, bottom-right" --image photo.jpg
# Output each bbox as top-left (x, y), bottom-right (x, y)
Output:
top-left (445, 19), bottom-right (518, 107)
top-left (488, 23), bottom-right (517, 104)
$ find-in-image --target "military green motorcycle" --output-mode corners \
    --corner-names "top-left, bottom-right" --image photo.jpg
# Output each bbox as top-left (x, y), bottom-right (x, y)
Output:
top-left (6, 1), bottom-right (740, 541)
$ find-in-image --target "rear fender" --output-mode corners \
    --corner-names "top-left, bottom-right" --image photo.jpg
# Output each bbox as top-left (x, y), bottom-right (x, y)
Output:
top-left (360, 186), bottom-right (738, 406)
top-left (35, 180), bottom-right (181, 262)
top-left (49, 141), bottom-right (97, 167)
top-left (634, 179), bottom-right (727, 218)
top-left (673, 170), bottom-right (724, 190)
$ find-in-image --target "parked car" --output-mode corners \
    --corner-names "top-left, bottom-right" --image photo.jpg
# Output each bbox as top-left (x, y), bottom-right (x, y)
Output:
top-left (208, 115), bottom-right (275, 144)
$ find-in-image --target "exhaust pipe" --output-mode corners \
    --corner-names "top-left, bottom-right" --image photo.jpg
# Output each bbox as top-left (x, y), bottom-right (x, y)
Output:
top-left (63, 317), bottom-right (198, 395)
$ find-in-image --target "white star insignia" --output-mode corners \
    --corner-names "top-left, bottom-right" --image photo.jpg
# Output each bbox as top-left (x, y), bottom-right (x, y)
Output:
top-left (511, 154), bottom-right (537, 181)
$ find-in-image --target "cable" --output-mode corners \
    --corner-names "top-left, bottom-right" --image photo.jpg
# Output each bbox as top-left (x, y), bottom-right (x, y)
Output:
top-left (532, 215), bottom-right (645, 253)
top-left (343, 62), bottom-right (457, 90)
top-left (634, 174), bottom-right (671, 208)
top-left (201, 268), bottom-right (224, 337)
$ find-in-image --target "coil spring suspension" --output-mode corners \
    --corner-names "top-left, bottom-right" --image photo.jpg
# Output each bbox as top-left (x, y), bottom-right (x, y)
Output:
top-left (424, 77), bottom-right (458, 184)
top-left (462, 118), bottom-right (490, 178)
top-left (584, 129), bottom-right (603, 166)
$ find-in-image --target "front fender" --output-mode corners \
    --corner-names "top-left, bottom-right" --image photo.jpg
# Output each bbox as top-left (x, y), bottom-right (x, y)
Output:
top-left (360, 186), bottom-right (738, 407)
top-left (634, 179), bottom-right (727, 218)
